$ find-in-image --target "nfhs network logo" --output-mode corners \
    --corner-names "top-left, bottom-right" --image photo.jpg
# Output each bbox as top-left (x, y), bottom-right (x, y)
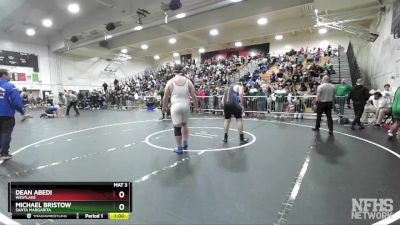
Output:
top-left (351, 198), bottom-right (393, 220)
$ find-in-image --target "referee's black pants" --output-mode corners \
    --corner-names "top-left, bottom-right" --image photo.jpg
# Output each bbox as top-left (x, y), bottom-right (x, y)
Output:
top-left (66, 101), bottom-right (79, 116)
top-left (315, 102), bottom-right (333, 132)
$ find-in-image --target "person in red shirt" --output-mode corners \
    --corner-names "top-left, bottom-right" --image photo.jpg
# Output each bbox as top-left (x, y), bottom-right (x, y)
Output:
top-left (198, 89), bottom-right (206, 109)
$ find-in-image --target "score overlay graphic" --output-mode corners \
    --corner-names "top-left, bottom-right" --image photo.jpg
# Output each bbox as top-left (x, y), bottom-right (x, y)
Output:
top-left (8, 182), bottom-right (132, 220)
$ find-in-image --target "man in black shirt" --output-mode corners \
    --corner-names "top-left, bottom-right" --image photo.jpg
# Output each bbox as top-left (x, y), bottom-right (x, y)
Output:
top-left (348, 79), bottom-right (370, 130)
top-left (102, 82), bottom-right (108, 93)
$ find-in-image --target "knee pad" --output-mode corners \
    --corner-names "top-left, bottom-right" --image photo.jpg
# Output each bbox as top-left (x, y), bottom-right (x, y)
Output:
top-left (174, 126), bottom-right (182, 136)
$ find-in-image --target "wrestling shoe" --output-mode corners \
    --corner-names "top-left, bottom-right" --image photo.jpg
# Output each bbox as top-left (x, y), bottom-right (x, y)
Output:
top-left (1, 154), bottom-right (13, 160)
top-left (174, 147), bottom-right (183, 155)
top-left (240, 138), bottom-right (249, 145)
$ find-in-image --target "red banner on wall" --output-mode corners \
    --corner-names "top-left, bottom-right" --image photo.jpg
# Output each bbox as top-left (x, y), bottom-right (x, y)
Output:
top-left (18, 73), bottom-right (26, 81)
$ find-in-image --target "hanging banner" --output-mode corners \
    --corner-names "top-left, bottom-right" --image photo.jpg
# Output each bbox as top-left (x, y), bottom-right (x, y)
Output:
top-left (0, 65), bottom-right (38, 82)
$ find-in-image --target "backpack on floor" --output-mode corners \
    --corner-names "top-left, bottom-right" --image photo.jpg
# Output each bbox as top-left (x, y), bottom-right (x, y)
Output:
top-left (338, 117), bottom-right (350, 124)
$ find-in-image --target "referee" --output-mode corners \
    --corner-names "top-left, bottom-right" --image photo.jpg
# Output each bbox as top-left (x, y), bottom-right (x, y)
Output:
top-left (312, 75), bottom-right (336, 135)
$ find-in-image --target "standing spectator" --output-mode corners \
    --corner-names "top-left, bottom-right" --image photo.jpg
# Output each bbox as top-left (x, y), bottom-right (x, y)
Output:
top-left (47, 92), bottom-right (54, 106)
top-left (388, 87), bottom-right (400, 138)
top-left (212, 89), bottom-right (220, 114)
top-left (28, 91), bottom-right (36, 108)
top-left (256, 88), bottom-right (266, 113)
top-left (336, 79), bottom-right (351, 117)
top-left (205, 88), bottom-right (210, 109)
top-left (114, 79), bottom-right (119, 88)
top-left (274, 86), bottom-right (287, 112)
top-left (382, 84), bottom-right (392, 101)
top-left (348, 79), bottom-right (370, 130)
top-left (20, 87), bottom-right (29, 107)
top-left (65, 90), bottom-right (80, 116)
top-left (312, 75), bottom-right (336, 135)
top-left (198, 88), bottom-right (206, 109)
top-left (0, 69), bottom-right (30, 160)
top-left (158, 86), bottom-right (166, 119)
top-left (103, 82), bottom-right (108, 93)
top-left (58, 92), bottom-right (66, 106)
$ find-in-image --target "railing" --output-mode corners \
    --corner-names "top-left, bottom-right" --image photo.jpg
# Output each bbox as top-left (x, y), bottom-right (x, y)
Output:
top-left (338, 45), bottom-right (342, 82)
top-left (197, 95), bottom-right (348, 117)
top-left (347, 42), bottom-right (362, 86)
top-left (95, 95), bottom-right (350, 119)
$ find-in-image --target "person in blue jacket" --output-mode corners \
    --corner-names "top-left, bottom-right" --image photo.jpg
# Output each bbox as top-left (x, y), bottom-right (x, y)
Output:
top-left (0, 69), bottom-right (30, 160)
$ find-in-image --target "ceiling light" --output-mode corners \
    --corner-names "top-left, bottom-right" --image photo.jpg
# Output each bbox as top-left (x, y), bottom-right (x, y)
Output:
top-left (169, 38), bottom-right (177, 44)
top-left (257, 18), bottom-right (268, 25)
top-left (319, 27), bottom-right (328, 34)
top-left (275, 34), bottom-right (283, 40)
top-left (42, 18), bottom-right (53, 27)
top-left (173, 52), bottom-right (180, 57)
top-left (26, 28), bottom-right (36, 36)
top-left (134, 25), bottom-right (143, 31)
top-left (105, 34), bottom-right (112, 40)
top-left (154, 55), bottom-right (160, 60)
top-left (121, 49), bottom-right (128, 54)
top-left (231, 0), bottom-right (242, 2)
top-left (209, 29), bottom-right (219, 36)
top-left (141, 44), bottom-right (148, 50)
top-left (198, 48), bottom-right (205, 53)
top-left (235, 41), bottom-right (243, 47)
top-left (176, 13), bottom-right (186, 19)
top-left (68, 3), bottom-right (80, 14)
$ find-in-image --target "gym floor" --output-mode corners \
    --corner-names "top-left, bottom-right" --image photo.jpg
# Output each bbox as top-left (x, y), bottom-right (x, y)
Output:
top-left (0, 109), bottom-right (399, 225)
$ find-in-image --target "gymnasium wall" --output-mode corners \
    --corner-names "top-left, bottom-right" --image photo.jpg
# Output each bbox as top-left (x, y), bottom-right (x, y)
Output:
top-left (0, 36), bottom-right (153, 96)
top-left (351, 4), bottom-right (400, 91)
top-left (59, 55), bottom-right (153, 92)
top-left (0, 39), bottom-right (52, 91)
top-left (268, 30), bottom-right (350, 55)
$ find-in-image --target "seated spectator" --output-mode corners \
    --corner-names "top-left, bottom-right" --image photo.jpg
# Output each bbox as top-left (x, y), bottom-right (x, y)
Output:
top-left (361, 92), bottom-right (390, 124)
top-left (372, 84), bottom-right (393, 127)
top-left (270, 71), bottom-right (277, 83)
